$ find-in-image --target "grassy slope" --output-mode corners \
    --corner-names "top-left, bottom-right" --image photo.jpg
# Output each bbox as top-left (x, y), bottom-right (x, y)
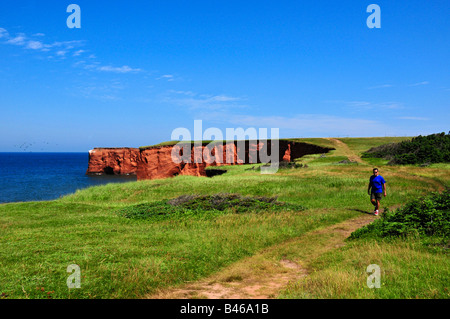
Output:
top-left (339, 137), bottom-right (412, 155)
top-left (0, 137), bottom-right (448, 299)
top-left (140, 137), bottom-right (336, 150)
top-left (279, 238), bottom-right (450, 299)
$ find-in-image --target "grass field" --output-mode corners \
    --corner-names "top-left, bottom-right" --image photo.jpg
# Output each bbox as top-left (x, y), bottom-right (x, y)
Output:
top-left (0, 137), bottom-right (448, 299)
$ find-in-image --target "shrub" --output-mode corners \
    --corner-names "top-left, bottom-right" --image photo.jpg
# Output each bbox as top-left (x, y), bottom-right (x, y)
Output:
top-left (362, 132), bottom-right (450, 165)
top-left (350, 189), bottom-right (450, 240)
top-left (115, 193), bottom-right (305, 221)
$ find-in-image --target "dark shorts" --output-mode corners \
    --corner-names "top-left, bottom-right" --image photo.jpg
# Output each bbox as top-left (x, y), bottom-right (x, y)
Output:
top-left (371, 192), bottom-right (383, 201)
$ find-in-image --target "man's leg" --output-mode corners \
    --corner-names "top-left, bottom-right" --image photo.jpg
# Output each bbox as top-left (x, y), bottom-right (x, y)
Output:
top-left (376, 192), bottom-right (383, 212)
top-left (370, 194), bottom-right (377, 211)
top-left (370, 194), bottom-right (381, 215)
top-left (371, 199), bottom-right (376, 207)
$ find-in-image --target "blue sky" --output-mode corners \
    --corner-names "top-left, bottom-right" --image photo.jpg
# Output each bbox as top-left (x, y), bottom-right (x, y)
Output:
top-left (1, 0), bottom-right (449, 152)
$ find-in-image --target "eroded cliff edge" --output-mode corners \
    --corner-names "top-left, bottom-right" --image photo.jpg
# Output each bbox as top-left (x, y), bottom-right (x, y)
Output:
top-left (87, 140), bottom-right (333, 181)
top-left (86, 148), bottom-right (140, 176)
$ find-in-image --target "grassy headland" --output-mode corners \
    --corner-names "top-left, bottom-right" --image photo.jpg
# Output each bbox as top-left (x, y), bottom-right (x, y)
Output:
top-left (0, 137), bottom-right (448, 299)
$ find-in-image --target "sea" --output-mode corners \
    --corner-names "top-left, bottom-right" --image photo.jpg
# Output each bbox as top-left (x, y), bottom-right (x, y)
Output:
top-left (0, 153), bottom-right (137, 204)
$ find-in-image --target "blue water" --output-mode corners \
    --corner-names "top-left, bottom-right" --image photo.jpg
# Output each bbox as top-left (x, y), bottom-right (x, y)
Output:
top-left (0, 153), bottom-right (137, 204)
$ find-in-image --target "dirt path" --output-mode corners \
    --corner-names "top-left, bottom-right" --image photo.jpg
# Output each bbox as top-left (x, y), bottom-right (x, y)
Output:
top-left (325, 138), bottom-right (365, 164)
top-left (147, 214), bottom-right (374, 299)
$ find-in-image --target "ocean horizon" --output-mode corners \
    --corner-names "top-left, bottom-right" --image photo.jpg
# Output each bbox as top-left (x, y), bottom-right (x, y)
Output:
top-left (0, 152), bottom-right (137, 204)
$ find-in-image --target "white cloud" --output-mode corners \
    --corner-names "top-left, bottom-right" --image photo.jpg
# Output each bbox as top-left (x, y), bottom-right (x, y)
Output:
top-left (168, 90), bottom-right (196, 96)
top-left (199, 112), bottom-right (401, 137)
top-left (165, 91), bottom-right (246, 110)
top-left (1, 29), bottom-right (85, 56)
top-left (328, 100), bottom-right (404, 111)
top-left (73, 50), bottom-right (85, 57)
top-left (26, 40), bottom-right (44, 50)
top-left (409, 81), bottom-right (429, 87)
top-left (50, 40), bottom-right (84, 49)
top-left (397, 116), bottom-right (429, 121)
top-left (97, 65), bottom-right (142, 73)
top-left (344, 101), bottom-right (372, 108)
top-left (376, 102), bottom-right (404, 109)
top-left (7, 34), bottom-right (26, 45)
top-left (73, 80), bottom-right (126, 101)
top-left (0, 27), bottom-right (9, 38)
top-left (367, 84), bottom-right (393, 89)
top-left (210, 95), bottom-right (241, 102)
top-left (157, 74), bottom-right (174, 81)
top-left (0, 27), bottom-right (156, 82)
top-left (84, 62), bottom-right (101, 70)
top-left (231, 114), bottom-right (378, 132)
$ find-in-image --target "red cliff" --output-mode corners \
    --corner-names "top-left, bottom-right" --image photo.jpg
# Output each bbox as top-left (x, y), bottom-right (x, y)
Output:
top-left (136, 142), bottom-right (251, 180)
top-left (86, 148), bottom-right (140, 175)
top-left (87, 140), bottom-right (333, 180)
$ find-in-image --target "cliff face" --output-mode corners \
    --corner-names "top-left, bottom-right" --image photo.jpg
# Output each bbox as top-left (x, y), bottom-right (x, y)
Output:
top-left (86, 148), bottom-right (140, 175)
top-left (87, 141), bottom-right (333, 180)
top-left (136, 141), bottom-right (261, 180)
top-left (136, 146), bottom-right (207, 180)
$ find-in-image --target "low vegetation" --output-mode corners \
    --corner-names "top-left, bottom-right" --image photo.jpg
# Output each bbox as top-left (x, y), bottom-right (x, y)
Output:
top-left (278, 189), bottom-right (450, 299)
top-left (279, 236), bottom-right (450, 299)
top-left (115, 193), bottom-right (305, 221)
top-left (0, 136), bottom-right (449, 299)
top-left (362, 132), bottom-right (450, 165)
top-left (350, 189), bottom-right (450, 240)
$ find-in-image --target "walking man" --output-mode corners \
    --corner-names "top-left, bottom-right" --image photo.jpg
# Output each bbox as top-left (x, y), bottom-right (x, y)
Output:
top-left (368, 168), bottom-right (387, 216)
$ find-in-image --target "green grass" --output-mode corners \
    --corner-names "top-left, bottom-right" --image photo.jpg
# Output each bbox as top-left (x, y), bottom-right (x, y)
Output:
top-left (339, 137), bottom-right (413, 156)
top-left (295, 155), bottom-right (355, 166)
top-left (285, 137), bottom-right (337, 150)
top-left (0, 198), bottom-right (350, 299)
top-left (0, 137), bottom-right (449, 299)
top-left (350, 189), bottom-right (450, 239)
top-left (338, 136), bottom-right (412, 167)
top-left (140, 140), bottom-right (216, 149)
top-left (114, 193), bottom-right (306, 221)
top-left (278, 237), bottom-right (450, 299)
top-left (277, 184), bottom-right (450, 299)
top-left (140, 137), bottom-right (335, 151)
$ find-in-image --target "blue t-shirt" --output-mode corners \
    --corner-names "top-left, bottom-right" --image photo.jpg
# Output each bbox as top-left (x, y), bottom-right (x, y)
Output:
top-left (370, 175), bottom-right (386, 193)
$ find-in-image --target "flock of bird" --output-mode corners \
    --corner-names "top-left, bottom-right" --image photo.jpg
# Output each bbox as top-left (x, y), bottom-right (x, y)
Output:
top-left (14, 142), bottom-right (56, 152)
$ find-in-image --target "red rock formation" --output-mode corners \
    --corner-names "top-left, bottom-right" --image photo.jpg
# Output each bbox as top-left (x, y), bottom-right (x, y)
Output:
top-left (283, 144), bottom-right (291, 162)
top-left (87, 140), bottom-right (334, 180)
top-left (136, 143), bottom-right (241, 180)
top-left (86, 148), bottom-right (139, 175)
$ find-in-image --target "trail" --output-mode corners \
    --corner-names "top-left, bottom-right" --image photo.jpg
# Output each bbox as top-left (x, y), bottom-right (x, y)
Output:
top-left (325, 138), bottom-right (365, 164)
top-left (147, 214), bottom-right (374, 299)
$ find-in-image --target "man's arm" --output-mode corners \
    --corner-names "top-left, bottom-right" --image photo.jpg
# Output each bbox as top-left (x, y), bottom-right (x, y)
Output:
top-left (368, 183), bottom-right (372, 195)
top-left (383, 183), bottom-right (387, 197)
